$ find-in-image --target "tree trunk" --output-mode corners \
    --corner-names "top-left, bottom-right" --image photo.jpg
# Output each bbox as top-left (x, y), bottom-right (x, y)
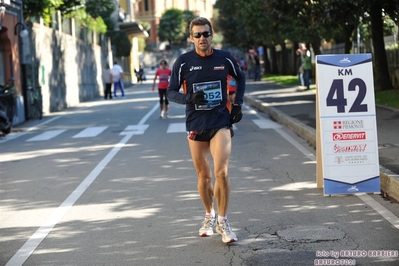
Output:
top-left (344, 24), bottom-right (355, 54)
top-left (311, 37), bottom-right (321, 56)
top-left (270, 45), bottom-right (278, 74)
top-left (370, 0), bottom-right (393, 91)
top-left (262, 45), bottom-right (271, 74)
top-left (281, 42), bottom-right (289, 75)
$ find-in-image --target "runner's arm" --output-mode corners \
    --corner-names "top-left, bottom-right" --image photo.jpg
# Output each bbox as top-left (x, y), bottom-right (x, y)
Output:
top-left (166, 61), bottom-right (191, 104)
top-left (228, 55), bottom-right (246, 105)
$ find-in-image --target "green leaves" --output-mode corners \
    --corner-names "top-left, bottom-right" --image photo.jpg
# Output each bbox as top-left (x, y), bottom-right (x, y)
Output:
top-left (23, 0), bottom-right (113, 33)
top-left (158, 8), bottom-right (195, 47)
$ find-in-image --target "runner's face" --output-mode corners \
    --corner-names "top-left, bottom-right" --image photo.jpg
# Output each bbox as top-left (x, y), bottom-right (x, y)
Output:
top-left (190, 25), bottom-right (212, 55)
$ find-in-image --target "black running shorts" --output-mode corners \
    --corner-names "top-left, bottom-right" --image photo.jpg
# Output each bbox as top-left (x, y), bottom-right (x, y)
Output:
top-left (187, 125), bottom-right (234, 141)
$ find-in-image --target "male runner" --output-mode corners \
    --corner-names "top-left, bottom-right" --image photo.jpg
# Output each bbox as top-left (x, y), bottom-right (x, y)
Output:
top-left (166, 17), bottom-right (245, 244)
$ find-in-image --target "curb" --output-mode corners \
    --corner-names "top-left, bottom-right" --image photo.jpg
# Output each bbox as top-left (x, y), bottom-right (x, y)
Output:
top-left (245, 95), bottom-right (399, 202)
top-left (376, 104), bottom-right (399, 113)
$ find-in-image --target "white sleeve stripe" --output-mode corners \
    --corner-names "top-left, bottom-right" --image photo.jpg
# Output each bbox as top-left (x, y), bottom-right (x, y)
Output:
top-left (179, 62), bottom-right (186, 84)
top-left (226, 58), bottom-right (238, 76)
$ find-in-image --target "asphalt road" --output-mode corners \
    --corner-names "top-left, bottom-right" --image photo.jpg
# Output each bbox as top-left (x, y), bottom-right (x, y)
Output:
top-left (1, 81), bottom-right (399, 266)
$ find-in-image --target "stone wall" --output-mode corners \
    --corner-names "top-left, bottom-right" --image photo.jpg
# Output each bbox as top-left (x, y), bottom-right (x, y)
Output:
top-left (30, 22), bottom-right (110, 114)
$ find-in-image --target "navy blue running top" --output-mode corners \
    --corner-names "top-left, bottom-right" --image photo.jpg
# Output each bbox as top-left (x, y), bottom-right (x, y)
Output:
top-left (167, 48), bottom-right (246, 131)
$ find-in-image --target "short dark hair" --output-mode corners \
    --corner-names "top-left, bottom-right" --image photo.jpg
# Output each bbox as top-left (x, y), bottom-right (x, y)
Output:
top-left (189, 17), bottom-right (213, 35)
top-left (160, 60), bottom-right (167, 65)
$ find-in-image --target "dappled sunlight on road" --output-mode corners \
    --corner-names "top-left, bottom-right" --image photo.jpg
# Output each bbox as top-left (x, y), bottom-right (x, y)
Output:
top-left (0, 143), bottom-right (138, 163)
top-left (268, 181), bottom-right (317, 191)
top-left (263, 100), bottom-right (315, 107)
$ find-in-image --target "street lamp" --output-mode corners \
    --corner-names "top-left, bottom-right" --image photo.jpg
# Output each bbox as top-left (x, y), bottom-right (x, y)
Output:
top-left (14, 22), bottom-right (28, 37)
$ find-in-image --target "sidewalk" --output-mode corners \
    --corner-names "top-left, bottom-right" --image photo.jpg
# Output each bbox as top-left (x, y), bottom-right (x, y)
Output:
top-left (244, 80), bottom-right (399, 201)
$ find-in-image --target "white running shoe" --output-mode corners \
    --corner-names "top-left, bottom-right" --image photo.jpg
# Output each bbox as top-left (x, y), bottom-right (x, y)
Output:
top-left (199, 215), bottom-right (215, 237)
top-left (216, 220), bottom-right (237, 243)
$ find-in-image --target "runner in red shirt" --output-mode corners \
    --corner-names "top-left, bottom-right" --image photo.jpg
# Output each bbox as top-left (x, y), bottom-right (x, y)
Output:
top-left (152, 60), bottom-right (172, 118)
top-left (227, 75), bottom-right (236, 104)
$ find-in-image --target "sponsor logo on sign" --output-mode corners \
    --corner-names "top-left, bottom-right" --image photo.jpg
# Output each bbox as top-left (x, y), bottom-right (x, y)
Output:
top-left (334, 155), bottom-right (369, 164)
top-left (340, 58), bottom-right (351, 63)
top-left (347, 186), bottom-right (359, 192)
top-left (333, 144), bottom-right (367, 153)
top-left (333, 120), bottom-right (364, 129)
top-left (332, 132), bottom-right (366, 141)
top-left (333, 121), bottom-right (342, 129)
top-left (334, 156), bottom-right (344, 164)
top-left (346, 155), bottom-right (368, 164)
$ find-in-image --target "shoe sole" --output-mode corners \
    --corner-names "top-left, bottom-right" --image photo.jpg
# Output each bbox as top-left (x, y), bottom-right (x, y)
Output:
top-left (216, 227), bottom-right (237, 244)
top-left (199, 232), bottom-right (213, 237)
top-left (224, 238), bottom-right (237, 244)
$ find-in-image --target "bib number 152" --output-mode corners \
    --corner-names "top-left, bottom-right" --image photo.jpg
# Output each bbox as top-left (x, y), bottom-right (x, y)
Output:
top-left (326, 78), bottom-right (368, 113)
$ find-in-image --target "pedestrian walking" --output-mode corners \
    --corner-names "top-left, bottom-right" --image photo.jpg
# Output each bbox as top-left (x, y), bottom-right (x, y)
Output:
top-left (296, 43), bottom-right (306, 86)
top-left (166, 17), bottom-right (246, 244)
top-left (135, 65), bottom-right (145, 84)
top-left (301, 48), bottom-right (312, 90)
top-left (102, 63), bottom-right (112, 99)
top-left (111, 61), bottom-right (125, 98)
top-left (152, 59), bottom-right (172, 118)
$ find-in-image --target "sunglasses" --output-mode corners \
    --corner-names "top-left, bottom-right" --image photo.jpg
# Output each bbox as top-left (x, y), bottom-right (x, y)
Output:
top-left (192, 31), bottom-right (212, 38)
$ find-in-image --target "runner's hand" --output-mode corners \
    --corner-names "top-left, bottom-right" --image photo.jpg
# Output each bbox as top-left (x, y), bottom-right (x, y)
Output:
top-left (230, 103), bottom-right (243, 124)
top-left (189, 90), bottom-right (207, 105)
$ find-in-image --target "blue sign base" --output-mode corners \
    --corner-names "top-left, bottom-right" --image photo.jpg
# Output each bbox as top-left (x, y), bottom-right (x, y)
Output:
top-left (324, 176), bottom-right (380, 195)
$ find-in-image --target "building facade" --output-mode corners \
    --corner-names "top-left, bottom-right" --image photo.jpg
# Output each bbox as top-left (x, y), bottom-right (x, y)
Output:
top-left (115, 0), bottom-right (149, 82)
top-left (0, 0), bottom-right (27, 125)
top-left (134, 0), bottom-right (213, 50)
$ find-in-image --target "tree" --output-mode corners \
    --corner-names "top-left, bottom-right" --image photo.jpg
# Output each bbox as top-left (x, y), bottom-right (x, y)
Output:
top-left (85, 0), bottom-right (115, 30)
top-left (182, 10), bottom-right (196, 38)
top-left (214, 0), bottom-right (398, 90)
top-left (107, 31), bottom-right (132, 57)
top-left (22, 0), bottom-right (52, 20)
top-left (215, 0), bottom-right (250, 49)
top-left (158, 8), bottom-right (187, 48)
top-left (22, 0), bottom-right (113, 33)
top-left (369, 0), bottom-right (394, 91)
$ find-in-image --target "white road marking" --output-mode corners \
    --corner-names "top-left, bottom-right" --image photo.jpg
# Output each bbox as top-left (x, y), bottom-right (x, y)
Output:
top-left (0, 132), bottom-right (27, 143)
top-left (0, 116), bottom-right (60, 143)
top-left (357, 193), bottom-right (399, 230)
top-left (167, 123), bottom-right (186, 133)
top-left (72, 126), bottom-right (108, 138)
top-left (26, 130), bottom-right (66, 141)
top-left (5, 104), bottom-right (157, 266)
top-left (121, 125), bottom-right (149, 135)
top-left (252, 118), bottom-right (282, 129)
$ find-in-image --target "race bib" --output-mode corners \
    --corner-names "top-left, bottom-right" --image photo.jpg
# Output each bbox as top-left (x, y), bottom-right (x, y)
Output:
top-left (193, 81), bottom-right (222, 110)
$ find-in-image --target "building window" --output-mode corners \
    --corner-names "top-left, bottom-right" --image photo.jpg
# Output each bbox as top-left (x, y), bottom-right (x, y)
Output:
top-left (144, 0), bottom-right (149, 11)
